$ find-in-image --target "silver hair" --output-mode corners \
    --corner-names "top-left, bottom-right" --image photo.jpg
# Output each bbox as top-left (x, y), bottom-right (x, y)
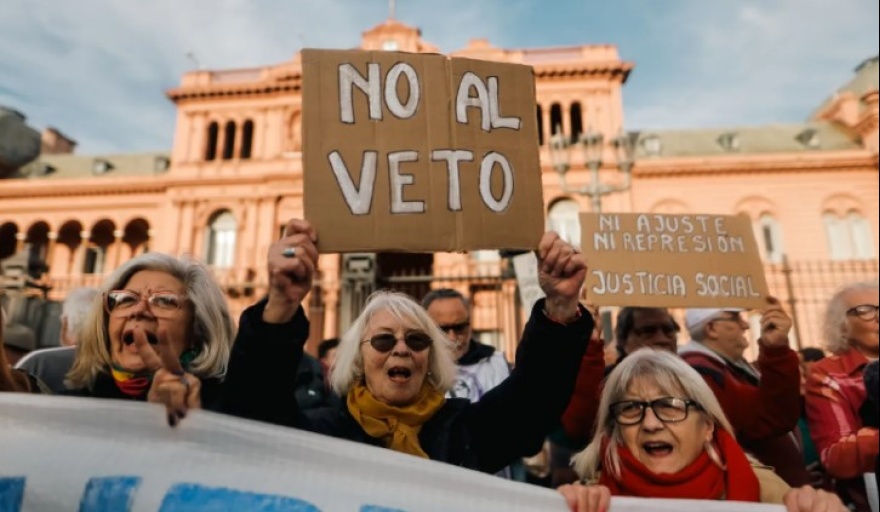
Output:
top-left (823, 280), bottom-right (879, 355)
top-left (571, 348), bottom-right (734, 481)
top-left (330, 289), bottom-right (457, 398)
top-left (67, 252), bottom-right (234, 389)
top-left (61, 287), bottom-right (101, 343)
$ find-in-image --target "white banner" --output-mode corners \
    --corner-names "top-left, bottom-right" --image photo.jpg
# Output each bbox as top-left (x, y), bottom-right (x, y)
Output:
top-left (0, 395), bottom-right (783, 512)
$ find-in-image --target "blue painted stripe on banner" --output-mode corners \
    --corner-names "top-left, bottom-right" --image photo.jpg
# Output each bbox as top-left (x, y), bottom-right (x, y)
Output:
top-left (0, 477), bottom-right (25, 512)
top-left (360, 506), bottom-right (408, 512)
top-left (159, 483), bottom-right (321, 512)
top-left (78, 476), bottom-right (141, 512)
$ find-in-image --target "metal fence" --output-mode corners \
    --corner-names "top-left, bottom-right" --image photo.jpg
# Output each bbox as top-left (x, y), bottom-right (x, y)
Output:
top-left (372, 256), bottom-right (879, 359)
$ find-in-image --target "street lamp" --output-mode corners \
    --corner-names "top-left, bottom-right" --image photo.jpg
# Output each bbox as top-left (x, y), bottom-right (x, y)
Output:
top-left (549, 126), bottom-right (635, 213)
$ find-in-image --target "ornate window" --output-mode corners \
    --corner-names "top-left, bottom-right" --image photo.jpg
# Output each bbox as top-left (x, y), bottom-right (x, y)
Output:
top-left (207, 211), bottom-right (237, 268)
top-left (758, 213), bottom-right (784, 263)
top-left (824, 211), bottom-right (875, 260)
top-left (548, 199), bottom-right (581, 247)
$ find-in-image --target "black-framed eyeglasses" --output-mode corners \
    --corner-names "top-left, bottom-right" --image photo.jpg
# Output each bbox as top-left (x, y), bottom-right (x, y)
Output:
top-left (104, 290), bottom-right (188, 318)
top-left (847, 304), bottom-right (879, 321)
top-left (610, 397), bottom-right (702, 425)
top-left (632, 323), bottom-right (679, 337)
top-left (361, 332), bottom-right (433, 352)
top-left (438, 321), bottom-right (470, 335)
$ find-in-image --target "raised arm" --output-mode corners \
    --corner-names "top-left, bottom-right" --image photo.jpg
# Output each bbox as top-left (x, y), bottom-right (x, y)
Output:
top-left (219, 219), bottom-right (317, 426)
top-left (464, 232), bottom-right (594, 473)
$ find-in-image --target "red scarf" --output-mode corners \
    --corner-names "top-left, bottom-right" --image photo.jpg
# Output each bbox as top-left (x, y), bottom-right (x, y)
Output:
top-left (598, 429), bottom-right (760, 502)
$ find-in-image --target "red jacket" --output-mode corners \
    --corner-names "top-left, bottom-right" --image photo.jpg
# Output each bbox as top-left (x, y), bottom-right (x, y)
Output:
top-left (679, 341), bottom-right (808, 487)
top-left (560, 336), bottom-right (606, 446)
top-left (805, 348), bottom-right (878, 510)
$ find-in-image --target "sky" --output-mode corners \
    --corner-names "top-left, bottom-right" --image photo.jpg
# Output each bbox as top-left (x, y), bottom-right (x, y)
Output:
top-left (1, 0), bottom-right (877, 154)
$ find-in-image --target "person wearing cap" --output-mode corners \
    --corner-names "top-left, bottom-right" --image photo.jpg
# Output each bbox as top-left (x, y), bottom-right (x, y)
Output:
top-left (679, 298), bottom-right (808, 487)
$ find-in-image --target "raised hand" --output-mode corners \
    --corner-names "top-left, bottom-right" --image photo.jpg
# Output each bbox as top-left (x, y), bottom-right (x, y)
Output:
top-left (759, 296), bottom-right (792, 348)
top-left (537, 231), bottom-right (587, 323)
top-left (265, 219), bottom-right (319, 323)
top-left (133, 325), bottom-right (200, 427)
top-left (557, 483), bottom-right (611, 512)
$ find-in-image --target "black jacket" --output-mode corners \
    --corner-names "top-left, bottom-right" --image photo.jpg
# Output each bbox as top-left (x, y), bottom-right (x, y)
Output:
top-left (220, 298), bottom-right (592, 474)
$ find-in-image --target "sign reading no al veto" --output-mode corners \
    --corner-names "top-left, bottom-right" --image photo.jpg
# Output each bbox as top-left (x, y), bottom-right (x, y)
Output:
top-left (301, 49), bottom-right (544, 253)
top-left (581, 213), bottom-right (770, 308)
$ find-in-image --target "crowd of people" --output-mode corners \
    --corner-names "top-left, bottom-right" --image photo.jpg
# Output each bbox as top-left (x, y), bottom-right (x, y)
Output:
top-left (2, 217), bottom-right (877, 511)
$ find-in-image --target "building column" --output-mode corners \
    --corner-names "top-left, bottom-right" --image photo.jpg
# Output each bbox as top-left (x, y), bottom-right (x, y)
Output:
top-left (145, 229), bottom-right (155, 254)
top-left (543, 103), bottom-right (554, 144)
top-left (75, 231), bottom-right (91, 276)
top-left (111, 229), bottom-right (125, 270)
top-left (45, 231), bottom-right (58, 271)
top-left (15, 232), bottom-right (25, 253)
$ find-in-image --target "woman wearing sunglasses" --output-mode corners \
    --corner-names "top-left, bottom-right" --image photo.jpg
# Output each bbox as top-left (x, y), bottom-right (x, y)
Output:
top-left (805, 280), bottom-right (879, 511)
top-left (217, 218), bottom-right (593, 474)
top-left (65, 253), bottom-right (234, 424)
top-left (557, 349), bottom-right (846, 512)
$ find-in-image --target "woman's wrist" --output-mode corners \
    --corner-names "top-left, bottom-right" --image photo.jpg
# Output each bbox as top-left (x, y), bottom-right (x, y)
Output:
top-left (543, 297), bottom-right (581, 324)
top-left (263, 294), bottom-right (300, 324)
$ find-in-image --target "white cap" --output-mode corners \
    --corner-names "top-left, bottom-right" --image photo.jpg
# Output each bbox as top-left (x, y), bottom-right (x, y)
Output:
top-left (685, 308), bottom-right (745, 332)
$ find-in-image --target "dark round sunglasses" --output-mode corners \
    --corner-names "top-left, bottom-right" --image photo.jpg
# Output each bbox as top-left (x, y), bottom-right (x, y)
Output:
top-left (361, 332), bottom-right (433, 352)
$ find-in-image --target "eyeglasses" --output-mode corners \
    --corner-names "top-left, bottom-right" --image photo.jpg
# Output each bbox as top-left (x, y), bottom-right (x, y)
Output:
top-left (104, 290), bottom-right (188, 317)
top-left (361, 332), bottom-right (433, 352)
top-left (632, 323), bottom-right (678, 337)
top-left (847, 304), bottom-right (879, 321)
top-left (438, 321), bottom-right (470, 335)
top-left (610, 397), bottom-right (702, 425)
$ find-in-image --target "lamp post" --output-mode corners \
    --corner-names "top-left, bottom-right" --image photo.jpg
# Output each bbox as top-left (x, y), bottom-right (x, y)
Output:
top-left (549, 126), bottom-right (635, 213)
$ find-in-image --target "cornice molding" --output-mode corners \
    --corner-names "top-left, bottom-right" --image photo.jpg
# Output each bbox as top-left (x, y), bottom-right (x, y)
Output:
top-left (167, 78), bottom-right (302, 102)
top-left (631, 151), bottom-right (878, 178)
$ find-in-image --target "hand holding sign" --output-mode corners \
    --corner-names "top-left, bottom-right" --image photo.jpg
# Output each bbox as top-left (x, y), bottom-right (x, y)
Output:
top-left (538, 232), bottom-right (587, 323)
top-left (265, 219), bottom-right (318, 324)
top-left (758, 296), bottom-right (793, 348)
top-left (557, 482), bottom-right (611, 512)
top-left (132, 325), bottom-right (201, 427)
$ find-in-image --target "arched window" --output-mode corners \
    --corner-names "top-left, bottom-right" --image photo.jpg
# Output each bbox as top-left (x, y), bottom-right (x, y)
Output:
top-left (240, 120), bottom-right (254, 159)
top-left (207, 211), bottom-right (237, 268)
top-left (825, 210), bottom-right (876, 260)
top-left (205, 122), bottom-right (219, 161)
top-left (848, 211), bottom-right (875, 260)
top-left (569, 102), bottom-right (583, 144)
top-left (550, 103), bottom-right (563, 136)
top-left (823, 212), bottom-right (848, 260)
top-left (222, 121), bottom-right (236, 160)
top-left (536, 105), bottom-right (544, 146)
top-left (548, 199), bottom-right (581, 247)
top-left (758, 213), bottom-right (784, 263)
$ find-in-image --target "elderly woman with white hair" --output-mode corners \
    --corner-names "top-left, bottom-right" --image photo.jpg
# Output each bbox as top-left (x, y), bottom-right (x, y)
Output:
top-left (805, 279), bottom-right (879, 510)
top-left (213, 219), bottom-right (593, 473)
top-left (557, 349), bottom-right (846, 512)
top-left (65, 252), bottom-right (234, 426)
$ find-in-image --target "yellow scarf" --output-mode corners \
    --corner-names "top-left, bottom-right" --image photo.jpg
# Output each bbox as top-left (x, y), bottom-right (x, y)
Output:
top-left (346, 381), bottom-right (445, 458)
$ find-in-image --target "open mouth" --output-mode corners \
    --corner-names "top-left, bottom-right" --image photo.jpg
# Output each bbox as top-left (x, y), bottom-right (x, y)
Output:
top-left (122, 330), bottom-right (158, 346)
top-left (387, 367), bottom-right (412, 382)
top-left (642, 441), bottom-right (673, 457)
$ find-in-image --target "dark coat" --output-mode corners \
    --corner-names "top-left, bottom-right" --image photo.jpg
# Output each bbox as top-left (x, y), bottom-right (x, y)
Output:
top-left (220, 298), bottom-right (592, 474)
top-left (66, 370), bottom-right (223, 410)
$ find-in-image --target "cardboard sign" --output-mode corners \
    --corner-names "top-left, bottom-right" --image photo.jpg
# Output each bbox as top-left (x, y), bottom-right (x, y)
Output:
top-left (581, 213), bottom-right (770, 308)
top-left (0, 394), bottom-right (784, 512)
top-left (302, 49), bottom-right (544, 253)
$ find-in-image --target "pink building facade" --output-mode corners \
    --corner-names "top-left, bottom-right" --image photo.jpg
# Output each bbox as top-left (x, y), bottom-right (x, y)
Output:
top-left (1, 19), bottom-right (877, 359)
